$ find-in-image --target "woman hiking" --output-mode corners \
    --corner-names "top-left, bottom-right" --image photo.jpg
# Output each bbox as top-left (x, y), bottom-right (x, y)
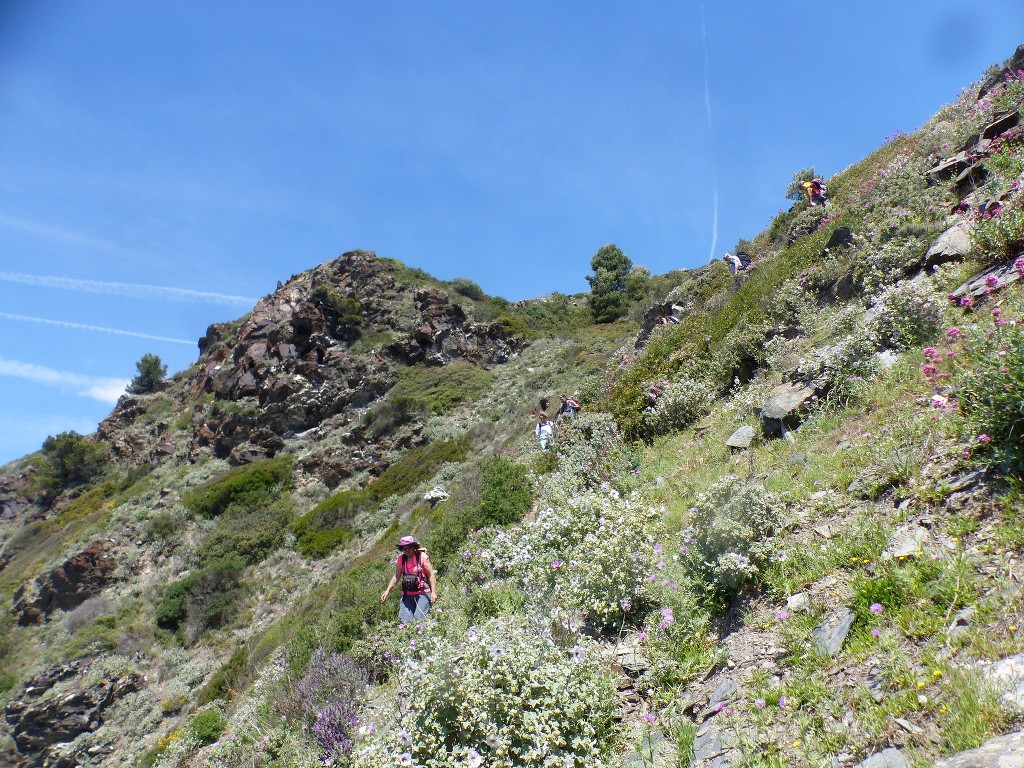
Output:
top-left (380, 535), bottom-right (437, 623)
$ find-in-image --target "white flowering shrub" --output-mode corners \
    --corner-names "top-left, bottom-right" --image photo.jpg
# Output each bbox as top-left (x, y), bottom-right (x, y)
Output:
top-left (456, 490), bottom-right (660, 628)
top-left (641, 377), bottom-right (716, 436)
top-left (353, 617), bottom-right (618, 768)
top-left (867, 278), bottom-right (942, 350)
top-left (542, 412), bottom-right (639, 499)
top-left (680, 476), bottom-right (781, 599)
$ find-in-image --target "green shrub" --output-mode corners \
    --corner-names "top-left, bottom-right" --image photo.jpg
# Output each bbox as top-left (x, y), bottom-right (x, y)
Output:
top-left (293, 522), bottom-right (355, 559)
top-left (866, 279), bottom-right (942, 350)
top-left (126, 353), bottom-right (167, 394)
top-left (495, 312), bottom-right (537, 340)
top-left (371, 438), bottom-right (471, 500)
top-left (144, 511), bottom-right (177, 543)
top-left (198, 499), bottom-right (294, 566)
top-left (449, 277), bottom-right (485, 301)
top-left (183, 456), bottom-right (293, 518)
top-left (198, 646), bottom-right (248, 704)
top-left (189, 708), bottom-right (227, 746)
top-left (311, 286), bottom-right (364, 336)
top-left (426, 456), bottom-right (532, 567)
top-left (388, 363), bottom-right (493, 415)
top-left (362, 397), bottom-right (428, 439)
top-left (355, 617), bottom-right (618, 768)
top-left (953, 296), bottom-right (1024, 474)
top-left (33, 431), bottom-right (109, 501)
top-left (155, 556), bottom-right (245, 638)
top-left (973, 196), bottom-right (1024, 266)
top-left (641, 376), bottom-right (716, 437)
top-left (294, 438), bottom-right (470, 558)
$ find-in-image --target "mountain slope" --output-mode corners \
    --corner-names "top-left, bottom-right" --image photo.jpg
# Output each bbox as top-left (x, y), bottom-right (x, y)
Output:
top-left (2, 45), bottom-right (1024, 768)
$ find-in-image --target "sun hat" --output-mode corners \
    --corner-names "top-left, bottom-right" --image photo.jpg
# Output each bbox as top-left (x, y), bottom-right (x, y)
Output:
top-left (396, 535), bottom-right (420, 549)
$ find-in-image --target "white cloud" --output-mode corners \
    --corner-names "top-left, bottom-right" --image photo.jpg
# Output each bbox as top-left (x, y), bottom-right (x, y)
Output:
top-left (0, 358), bottom-right (128, 403)
top-left (0, 271), bottom-right (256, 307)
top-left (0, 312), bottom-right (195, 345)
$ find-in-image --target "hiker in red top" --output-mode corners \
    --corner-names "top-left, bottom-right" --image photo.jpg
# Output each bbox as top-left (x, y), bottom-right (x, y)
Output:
top-left (380, 535), bottom-right (437, 623)
top-left (801, 178), bottom-right (827, 207)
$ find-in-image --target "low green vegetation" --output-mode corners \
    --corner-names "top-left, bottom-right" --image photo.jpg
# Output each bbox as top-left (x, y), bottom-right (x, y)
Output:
top-left (182, 455), bottom-right (294, 518)
top-left (293, 437), bottom-right (471, 558)
top-left (387, 362), bottom-right (493, 415)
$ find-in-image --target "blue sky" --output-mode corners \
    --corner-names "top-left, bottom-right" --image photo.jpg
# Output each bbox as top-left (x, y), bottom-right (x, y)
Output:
top-left (1, 2), bottom-right (1021, 466)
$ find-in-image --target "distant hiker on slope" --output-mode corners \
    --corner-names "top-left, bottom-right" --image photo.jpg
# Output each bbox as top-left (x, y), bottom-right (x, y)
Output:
top-left (555, 394), bottom-right (581, 423)
top-left (722, 251), bottom-right (752, 275)
top-left (801, 178), bottom-right (827, 207)
top-left (535, 411), bottom-right (555, 450)
top-left (381, 535), bottom-right (437, 623)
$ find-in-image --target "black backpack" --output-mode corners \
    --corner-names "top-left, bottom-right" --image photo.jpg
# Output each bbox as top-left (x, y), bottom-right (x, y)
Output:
top-left (737, 251), bottom-right (752, 269)
top-left (401, 551), bottom-right (425, 593)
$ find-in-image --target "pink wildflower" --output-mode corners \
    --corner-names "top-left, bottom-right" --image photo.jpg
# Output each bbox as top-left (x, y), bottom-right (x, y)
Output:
top-left (978, 434), bottom-right (991, 444)
top-left (870, 603), bottom-right (884, 615)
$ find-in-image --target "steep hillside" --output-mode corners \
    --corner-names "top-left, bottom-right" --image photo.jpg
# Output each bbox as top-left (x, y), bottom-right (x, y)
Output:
top-left (2, 45), bottom-right (1024, 768)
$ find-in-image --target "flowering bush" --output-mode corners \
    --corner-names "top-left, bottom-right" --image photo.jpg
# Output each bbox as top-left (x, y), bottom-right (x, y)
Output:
top-left (952, 298), bottom-right (1024, 474)
top-left (457, 489), bottom-right (659, 628)
top-left (867, 278), bottom-right (943, 350)
top-left (544, 412), bottom-right (639, 498)
top-left (679, 476), bottom-right (781, 599)
top-left (972, 194), bottom-right (1024, 266)
top-left (353, 617), bottom-right (618, 768)
top-left (641, 376), bottom-right (716, 436)
top-left (278, 648), bottom-right (367, 765)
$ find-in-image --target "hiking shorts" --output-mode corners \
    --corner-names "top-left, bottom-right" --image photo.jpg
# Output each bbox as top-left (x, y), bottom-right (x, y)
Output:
top-left (399, 593), bottom-right (431, 623)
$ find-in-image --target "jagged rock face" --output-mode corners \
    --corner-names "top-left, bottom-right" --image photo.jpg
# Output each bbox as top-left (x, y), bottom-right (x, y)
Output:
top-left (98, 251), bottom-right (524, 465)
top-left (4, 662), bottom-right (141, 766)
top-left (384, 287), bottom-right (519, 366)
top-left (0, 474), bottom-right (32, 522)
top-left (12, 542), bottom-right (117, 626)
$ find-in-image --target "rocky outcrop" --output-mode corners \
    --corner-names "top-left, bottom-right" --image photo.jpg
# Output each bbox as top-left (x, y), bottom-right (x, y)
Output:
top-left (977, 43), bottom-right (1024, 99)
top-left (98, 251), bottom-right (524, 465)
top-left (384, 287), bottom-right (520, 366)
top-left (934, 730), bottom-right (1024, 767)
top-left (758, 380), bottom-right (824, 437)
top-left (12, 541), bottom-right (117, 625)
top-left (924, 221), bottom-right (974, 268)
top-left (4, 662), bottom-right (142, 767)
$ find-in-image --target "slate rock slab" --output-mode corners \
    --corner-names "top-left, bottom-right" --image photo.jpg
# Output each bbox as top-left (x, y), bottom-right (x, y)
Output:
top-left (813, 608), bottom-right (855, 656)
top-left (691, 721), bottom-right (737, 767)
top-left (725, 426), bottom-right (755, 449)
top-left (624, 729), bottom-right (679, 768)
top-left (950, 262), bottom-right (1022, 300)
top-left (934, 729), bottom-right (1024, 767)
top-left (925, 222), bottom-right (973, 268)
top-left (856, 748), bottom-right (907, 768)
top-left (884, 525), bottom-right (930, 559)
top-left (980, 653), bottom-right (1024, 711)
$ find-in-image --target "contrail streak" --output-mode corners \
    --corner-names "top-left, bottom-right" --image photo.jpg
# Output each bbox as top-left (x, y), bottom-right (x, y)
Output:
top-left (0, 357), bottom-right (128, 403)
top-left (0, 312), bottom-right (194, 346)
top-left (700, 1), bottom-right (719, 262)
top-left (0, 272), bottom-right (257, 307)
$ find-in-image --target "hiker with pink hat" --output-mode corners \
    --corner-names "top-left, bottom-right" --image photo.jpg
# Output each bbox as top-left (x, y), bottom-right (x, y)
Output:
top-left (380, 535), bottom-right (437, 623)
